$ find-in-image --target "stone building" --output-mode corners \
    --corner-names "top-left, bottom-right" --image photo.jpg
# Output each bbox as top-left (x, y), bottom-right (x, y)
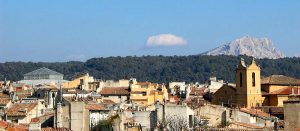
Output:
top-left (212, 58), bottom-right (263, 108)
top-left (130, 81), bottom-right (168, 106)
top-left (55, 98), bottom-right (90, 131)
top-left (6, 102), bottom-right (39, 124)
top-left (85, 104), bottom-right (110, 130)
top-left (261, 75), bottom-right (300, 107)
top-left (283, 95), bottom-right (300, 131)
top-left (212, 58), bottom-right (300, 109)
top-left (100, 87), bottom-right (130, 103)
top-left (63, 73), bottom-right (94, 90)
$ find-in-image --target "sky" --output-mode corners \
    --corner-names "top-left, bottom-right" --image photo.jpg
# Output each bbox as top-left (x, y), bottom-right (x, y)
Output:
top-left (0, 0), bottom-right (299, 62)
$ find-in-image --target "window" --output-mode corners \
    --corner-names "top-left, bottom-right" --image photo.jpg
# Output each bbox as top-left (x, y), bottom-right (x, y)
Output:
top-left (80, 79), bottom-right (84, 85)
top-left (12, 119), bottom-right (18, 123)
top-left (142, 92), bottom-right (146, 96)
top-left (240, 73), bottom-right (243, 87)
top-left (189, 115), bottom-right (193, 128)
top-left (252, 72), bottom-right (256, 87)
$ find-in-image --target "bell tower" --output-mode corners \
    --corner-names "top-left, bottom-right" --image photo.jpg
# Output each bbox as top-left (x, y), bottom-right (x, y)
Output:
top-left (236, 58), bottom-right (262, 108)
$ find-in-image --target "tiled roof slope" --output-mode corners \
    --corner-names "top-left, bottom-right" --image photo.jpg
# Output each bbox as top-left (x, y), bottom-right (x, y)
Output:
top-left (100, 87), bottom-right (130, 95)
top-left (261, 75), bottom-right (300, 86)
top-left (85, 104), bottom-right (106, 110)
top-left (102, 99), bottom-right (116, 105)
top-left (0, 98), bottom-right (11, 106)
top-left (0, 120), bottom-right (28, 131)
top-left (270, 87), bottom-right (299, 95)
top-left (240, 108), bottom-right (271, 119)
top-left (0, 92), bottom-right (10, 98)
top-left (7, 103), bottom-right (38, 117)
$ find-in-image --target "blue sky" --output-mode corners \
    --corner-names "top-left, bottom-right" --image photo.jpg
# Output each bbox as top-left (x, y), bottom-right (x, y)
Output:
top-left (0, 0), bottom-right (299, 62)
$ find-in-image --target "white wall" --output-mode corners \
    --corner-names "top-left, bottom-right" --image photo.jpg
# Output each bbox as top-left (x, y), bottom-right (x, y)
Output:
top-left (157, 104), bottom-right (194, 128)
top-left (89, 111), bottom-right (110, 129)
top-left (208, 80), bottom-right (224, 93)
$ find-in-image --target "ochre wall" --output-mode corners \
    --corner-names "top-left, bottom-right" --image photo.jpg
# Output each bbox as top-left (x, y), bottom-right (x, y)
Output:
top-left (130, 82), bottom-right (167, 106)
top-left (236, 59), bottom-right (263, 108)
top-left (63, 74), bottom-right (92, 89)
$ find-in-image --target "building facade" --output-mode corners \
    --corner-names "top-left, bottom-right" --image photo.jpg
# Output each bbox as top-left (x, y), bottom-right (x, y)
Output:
top-left (236, 58), bottom-right (263, 108)
top-left (63, 73), bottom-right (94, 90)
top-left (19, 67), bottom-right (67, 86)
top-left (130, 81), bottom-right (168, 106)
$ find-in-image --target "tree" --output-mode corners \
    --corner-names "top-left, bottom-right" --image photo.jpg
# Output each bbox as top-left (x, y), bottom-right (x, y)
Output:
top-left (2, 55), bottom-right (300, 84)
top-left (92, 115), bottom-right (120, 131)
top-left (157, 115), bottom-right (188, 131)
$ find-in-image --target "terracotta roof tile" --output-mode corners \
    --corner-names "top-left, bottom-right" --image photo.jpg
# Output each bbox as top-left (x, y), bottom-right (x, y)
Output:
top-left (17, 93), bottom-right (32, 99)
top-left (30, 113), bottom-right (54, 124)
top-left (0, 120), bottom-right (29, 131)
top-left (190, 87), bottom-right (205, 96)
top-left (100, 87), bottom-right (129, 95)
top-left (7, 103), bottom-right (38, 117)
top-left (270, 87), bottom-right (299, 95)
top-left (0, 92), bottom-right (10, 98)
top-left (261, 75), bottom-right (300, 86)
top-left (0, 120), bottom-right (8, 128)
top-left (85, 104), bottom-right (106, 110)
top-left (7, 123), bottom-right (28, 131)
top-left (240, 108), bottom-right (271, 119)
top-left (0, 98), bottom-right (11, 106)
top-left (102, 99), bottom-right (116, 105)
top-left (135, 82), bottom-right (150, 86)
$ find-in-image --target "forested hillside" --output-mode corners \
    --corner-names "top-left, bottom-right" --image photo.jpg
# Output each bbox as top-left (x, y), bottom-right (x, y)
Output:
top-left (1, 55), bottom-right (300, 83)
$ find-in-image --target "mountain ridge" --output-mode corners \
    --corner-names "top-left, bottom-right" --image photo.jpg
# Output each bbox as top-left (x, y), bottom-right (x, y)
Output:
top-left (201, 35), bottom-right (285, 59)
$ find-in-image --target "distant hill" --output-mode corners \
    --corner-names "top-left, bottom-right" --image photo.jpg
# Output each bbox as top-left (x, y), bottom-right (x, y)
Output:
top-left (201, 35), bottom-right (285, 59)
top-left (1, 56), bottom-right (300, 83)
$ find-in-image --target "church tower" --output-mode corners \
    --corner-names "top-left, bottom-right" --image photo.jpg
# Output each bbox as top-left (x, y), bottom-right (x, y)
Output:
top-left (236, 58), bottom-right (262, 108)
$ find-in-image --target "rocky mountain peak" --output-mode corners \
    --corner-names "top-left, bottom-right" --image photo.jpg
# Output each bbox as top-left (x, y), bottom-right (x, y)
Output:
top-left (201, 35), bottom-right (285, 59)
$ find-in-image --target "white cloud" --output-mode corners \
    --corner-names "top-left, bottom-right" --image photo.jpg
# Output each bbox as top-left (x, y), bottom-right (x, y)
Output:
top-left (146, 34), bottom-right (187, 47)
